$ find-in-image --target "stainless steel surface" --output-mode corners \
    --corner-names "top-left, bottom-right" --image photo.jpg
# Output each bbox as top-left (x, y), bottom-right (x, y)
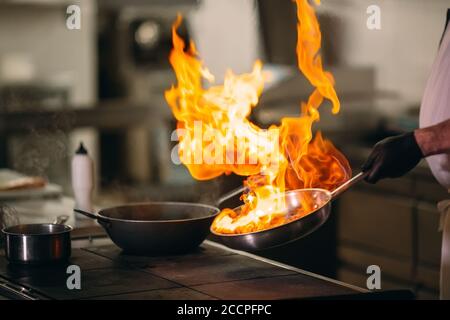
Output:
top-left (0, 279), bottom-right (43, 300)
top-left (1, 217), bottom-right (72, 264)
top-left (211, 172), bottom-right (367, 251)
top-left (75, 202), bottom-right (219, 254)
top-left (204, 240), bottom-right (368, 293)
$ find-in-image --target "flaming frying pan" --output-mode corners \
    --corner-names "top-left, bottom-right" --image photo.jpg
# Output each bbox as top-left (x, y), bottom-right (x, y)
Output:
top-left (211, 172), bottom-right (366, 251)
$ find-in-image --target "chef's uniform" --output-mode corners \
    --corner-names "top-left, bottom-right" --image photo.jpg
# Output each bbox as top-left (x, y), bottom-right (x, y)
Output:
top-left (419, 8), bottom-right (450, 300)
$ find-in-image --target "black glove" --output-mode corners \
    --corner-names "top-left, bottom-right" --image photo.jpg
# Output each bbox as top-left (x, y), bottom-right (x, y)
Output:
top-left (362, 132), bottom-right (423, 184)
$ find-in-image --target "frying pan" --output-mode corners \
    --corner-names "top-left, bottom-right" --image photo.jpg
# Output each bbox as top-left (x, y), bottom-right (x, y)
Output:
top-left (211, 172), bottom-right (366, 251)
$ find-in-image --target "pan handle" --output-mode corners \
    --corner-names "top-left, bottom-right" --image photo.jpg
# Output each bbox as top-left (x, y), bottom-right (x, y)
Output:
top-left (73, 208), bottom-right (110, 228)
top-left (216, 172), bottom-right (367, 207)
top-left (73, 208), bottom-right (99, 220)
top-left (330, 171), bottom-right (367, 199)
top-left (216, 186), bottom-right (248, 207)
top-left (53, 215), bottom-right (69, 225)
top-left (216, 175), bottom-right (272, 207)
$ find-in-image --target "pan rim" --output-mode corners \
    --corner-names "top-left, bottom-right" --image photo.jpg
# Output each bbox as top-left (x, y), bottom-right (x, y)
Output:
top-left (210, 187), bottom-right (331, 237)
top-left (97, 201), bottom-right (220, 223)
top-left (2, 223), bottom-right (73, 236)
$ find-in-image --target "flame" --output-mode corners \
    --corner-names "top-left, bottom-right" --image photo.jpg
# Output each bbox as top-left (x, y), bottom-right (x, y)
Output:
top-left (165, 0), bottom-right (351, 235)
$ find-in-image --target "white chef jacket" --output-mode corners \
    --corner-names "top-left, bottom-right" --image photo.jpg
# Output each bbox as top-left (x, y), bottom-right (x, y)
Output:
top-left (419, 12), bottom-right (450, 189)
top-left (419, 9), bottom-right (450, 300)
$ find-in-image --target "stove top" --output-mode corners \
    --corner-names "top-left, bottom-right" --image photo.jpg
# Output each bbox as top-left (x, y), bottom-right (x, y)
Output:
top-left (0, 239), bottom-right (412, 300)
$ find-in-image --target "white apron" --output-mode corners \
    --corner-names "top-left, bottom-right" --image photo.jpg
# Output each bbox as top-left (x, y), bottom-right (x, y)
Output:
top-left (419, 9), bottom-right (450, 299)
top-left (438, 200), bottom-right (450, 299)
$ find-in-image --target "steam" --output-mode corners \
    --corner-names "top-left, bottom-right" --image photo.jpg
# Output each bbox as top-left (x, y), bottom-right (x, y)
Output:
top-left (0, 204), bottom-right (19, 248)
top-left (11, 109), bottom-right (75, 183)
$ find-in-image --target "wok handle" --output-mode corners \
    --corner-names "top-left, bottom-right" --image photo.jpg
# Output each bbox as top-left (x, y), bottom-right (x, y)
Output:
top-left (330, 171), bottom-right (367, 199)
top-left (73, 208), bottom-right (100, 220)
top-left (73, 208), bottom-right (111, 228)
top-left (216, 186), bottom-right (248, 207)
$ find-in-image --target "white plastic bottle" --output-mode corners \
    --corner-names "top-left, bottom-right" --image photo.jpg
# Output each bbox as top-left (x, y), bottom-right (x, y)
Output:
top-left (71, 142), bottom-right (94, 224)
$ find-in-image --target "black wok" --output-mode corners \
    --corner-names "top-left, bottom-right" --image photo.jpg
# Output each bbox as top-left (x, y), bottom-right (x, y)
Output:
top-left (74, 202), bottom-right (219, 255)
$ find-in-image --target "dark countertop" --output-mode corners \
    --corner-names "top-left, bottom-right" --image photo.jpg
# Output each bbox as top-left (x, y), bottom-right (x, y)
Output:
top-left (0, 239), bottom-right (415, 300)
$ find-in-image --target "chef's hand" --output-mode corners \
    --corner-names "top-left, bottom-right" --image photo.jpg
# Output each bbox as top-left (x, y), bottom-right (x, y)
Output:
top-left (362, 132), bottom-right (423, 184)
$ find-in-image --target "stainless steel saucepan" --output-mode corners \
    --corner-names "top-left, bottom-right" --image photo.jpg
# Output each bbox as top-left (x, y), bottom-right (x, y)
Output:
top-left (2, 215), bottom-right (72, 264)
top-left (211, 172), bottom-right (366, 251)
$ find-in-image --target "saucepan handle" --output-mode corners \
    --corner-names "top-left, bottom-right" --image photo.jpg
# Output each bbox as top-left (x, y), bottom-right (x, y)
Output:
top-left (53, 215), bottom-right (69, 225)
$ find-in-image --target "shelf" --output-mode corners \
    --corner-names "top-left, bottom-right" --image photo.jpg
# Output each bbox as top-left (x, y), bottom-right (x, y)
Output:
top-left (0, 0), bottom-right (71, 7)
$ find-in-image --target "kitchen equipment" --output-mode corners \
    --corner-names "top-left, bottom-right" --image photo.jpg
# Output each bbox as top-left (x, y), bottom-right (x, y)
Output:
top-left (211, 172), bottom-right (367, 251)
top-left (72, 184), bottom-right (249, 255)
top-left (2, 215), bottom-right (72, 264)
top-left (74, 202), bottom-right (219, 255)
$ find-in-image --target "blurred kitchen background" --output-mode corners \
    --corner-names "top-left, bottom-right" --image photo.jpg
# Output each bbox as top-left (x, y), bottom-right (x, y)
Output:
top-left (0, 0), bottom-right (449, 299)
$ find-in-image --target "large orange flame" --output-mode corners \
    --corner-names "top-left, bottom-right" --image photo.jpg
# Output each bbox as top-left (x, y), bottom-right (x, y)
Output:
top-left (165, 0), bottom-right (351, 235)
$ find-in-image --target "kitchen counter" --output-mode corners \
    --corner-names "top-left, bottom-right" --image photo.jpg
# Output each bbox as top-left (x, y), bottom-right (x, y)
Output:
top-left (0, 238), bottom-right (413, 300)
